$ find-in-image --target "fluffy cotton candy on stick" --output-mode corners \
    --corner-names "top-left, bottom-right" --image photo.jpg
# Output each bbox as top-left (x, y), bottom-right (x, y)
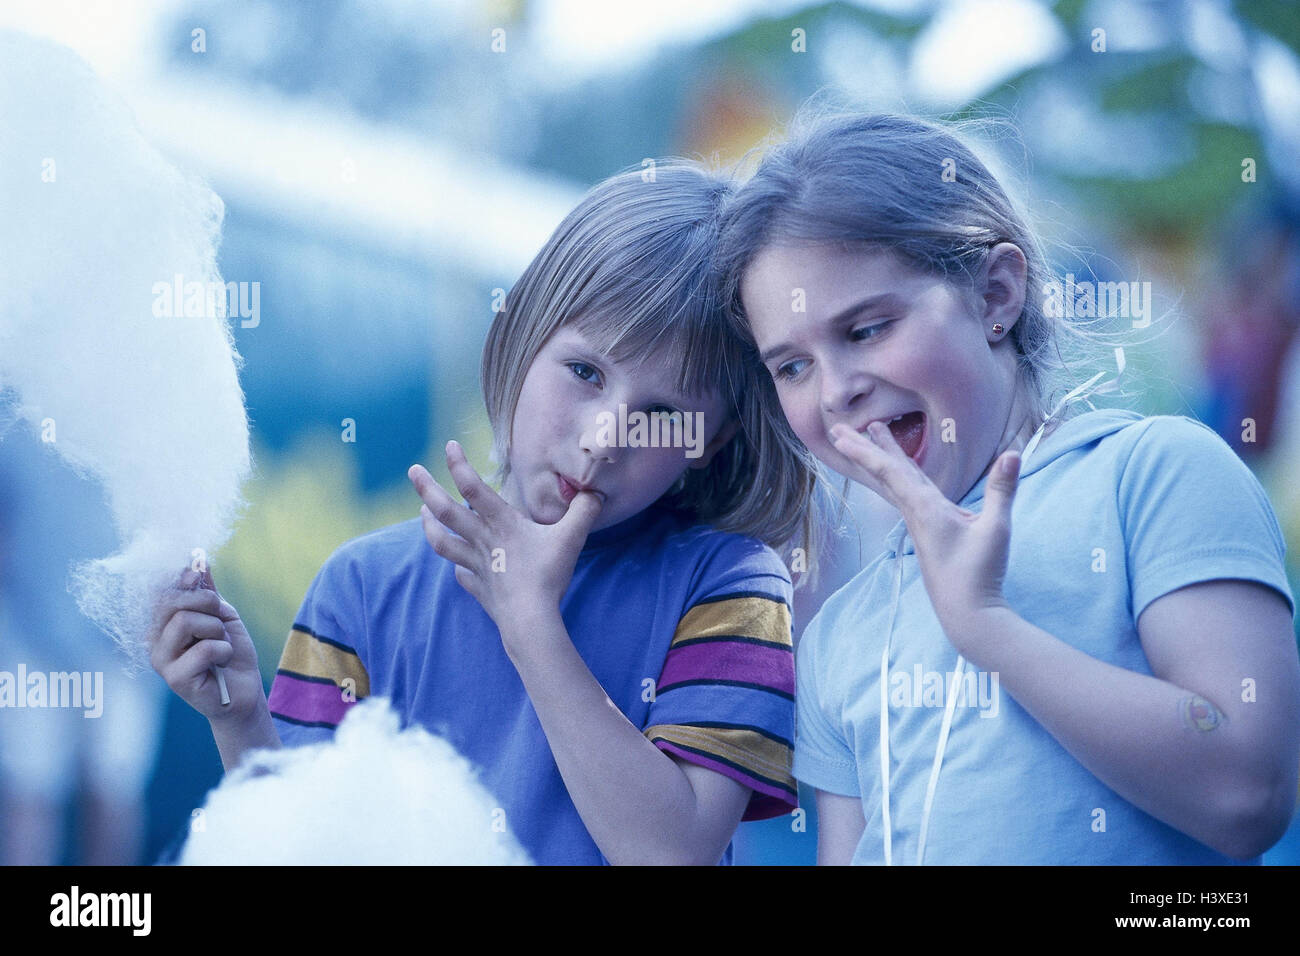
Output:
top-left (0, 30), bottom-right (251, 673)
top-left (181, 698), bottom-right (533, 865)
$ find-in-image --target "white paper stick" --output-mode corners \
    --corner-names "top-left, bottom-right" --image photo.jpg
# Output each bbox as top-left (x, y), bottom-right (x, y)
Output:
top-left (214, 666), bottom-right (231, 706)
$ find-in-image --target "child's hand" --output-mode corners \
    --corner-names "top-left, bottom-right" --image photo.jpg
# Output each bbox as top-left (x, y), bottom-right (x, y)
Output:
top-left (409, 441), bottom-right (603, 632)
top-left (147, 567), bottom-right (264, 723)
top-left (829, 422), bottom-right (1021, 652)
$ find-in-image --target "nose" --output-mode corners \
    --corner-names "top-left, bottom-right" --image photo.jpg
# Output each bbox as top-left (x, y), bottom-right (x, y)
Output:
top-left (819, 352), bottom-right (868, 416)
top-left (580, 408), bottom-right (619, 465)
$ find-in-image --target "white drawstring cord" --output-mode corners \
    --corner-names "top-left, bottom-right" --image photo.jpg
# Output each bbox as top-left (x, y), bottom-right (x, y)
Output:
top-left (878, 553), bottom-right (903, 867)
top-left (879, 368), bottom-right (1113, 865)
top-left (918, 655), bottom-right (965, 864)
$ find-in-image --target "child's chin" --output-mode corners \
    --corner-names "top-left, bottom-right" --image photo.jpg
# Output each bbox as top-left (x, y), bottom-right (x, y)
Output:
top-left (531, 505), bottom-right (565, 526)
top-left (518, 490), bottom-right (562, 526)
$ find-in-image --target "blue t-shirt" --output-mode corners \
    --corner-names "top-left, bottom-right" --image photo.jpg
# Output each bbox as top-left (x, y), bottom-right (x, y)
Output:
top-left (267, 503), bottom-right (797, 864)
top-left (794, 410), bottom-right (1295, 864)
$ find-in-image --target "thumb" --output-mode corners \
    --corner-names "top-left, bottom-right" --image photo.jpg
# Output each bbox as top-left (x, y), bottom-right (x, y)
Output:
top-left (984, 451), bottom-right (1021, 526)
top-left (557, 490), bottom-right (604, 542)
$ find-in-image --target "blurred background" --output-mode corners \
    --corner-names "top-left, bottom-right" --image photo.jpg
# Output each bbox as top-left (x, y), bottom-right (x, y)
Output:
top-left (1, 0), bottom-right (1298, 865)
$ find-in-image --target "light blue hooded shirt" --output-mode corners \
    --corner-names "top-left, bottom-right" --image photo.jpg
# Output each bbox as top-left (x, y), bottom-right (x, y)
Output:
top-left (794, 409), bottom-right (1295, 864)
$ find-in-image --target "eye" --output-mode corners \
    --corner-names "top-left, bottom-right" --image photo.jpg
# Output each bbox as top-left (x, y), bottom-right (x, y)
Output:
top-left (567, 362), bottom-right (602, 387)
top-left (774, 358), bottom-right (810, 381)
top-left (851, 320), bottom-right (893, 342)
top-left (648, 405), bottom-right (681, 420)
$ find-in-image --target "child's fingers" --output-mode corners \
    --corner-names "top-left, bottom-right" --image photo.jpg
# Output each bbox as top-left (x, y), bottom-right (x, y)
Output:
top-left (830, 425), bottom-right (909, 506)
top-left (150, 568), bottom-right (205, 630)
top-left (162, 635), bottom-right (236, 697)
top-left (452, 563), bottom-right (484, 602)
top-left (845, 422), bottom-right (946, 517)
top-left (150, 608), bottom-right (226, 675)
top-left (154, 607), bottom-right (226, 660)
top-left (420, 506), bottom-right (480, 569)
top-left (556, 489), bottom-right (603, 542)
top-left (981, 451), bottom-right (1021, 531)
top-left (408, 464), bottom-right (482, 540)
top-left (148, 586), bottom-right (222, 644)
top-left (214, 596), bottom-right (243, 624)
top-left (443, 440), bottom-right (508, 519)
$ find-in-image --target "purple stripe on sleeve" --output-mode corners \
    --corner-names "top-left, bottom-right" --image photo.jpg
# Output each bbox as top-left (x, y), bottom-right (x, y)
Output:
top-left (657, 641), bottom-right (793, 695)
top-left (268, 673), bottom-right (354, 727)
top-left (652, 740), bottom-right (797, 820)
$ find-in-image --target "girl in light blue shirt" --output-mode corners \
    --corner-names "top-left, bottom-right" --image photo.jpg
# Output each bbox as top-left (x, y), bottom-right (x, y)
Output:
top-left (717, 109), bottom-right (1300, 864)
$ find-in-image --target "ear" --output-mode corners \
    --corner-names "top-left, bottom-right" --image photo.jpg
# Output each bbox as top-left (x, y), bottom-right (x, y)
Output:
top-left (688, 417), bottom-right (739, 470)
top-left (979, 242), bottom-right (1028, 339)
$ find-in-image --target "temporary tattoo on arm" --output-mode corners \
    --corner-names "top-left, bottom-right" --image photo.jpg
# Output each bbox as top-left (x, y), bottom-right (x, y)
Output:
top-left (1180, 695), bottom-right (1225, 732)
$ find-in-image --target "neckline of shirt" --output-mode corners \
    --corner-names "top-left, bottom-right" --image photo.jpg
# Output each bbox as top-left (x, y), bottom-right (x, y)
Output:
top-left (580, 503), bottom-right (671, 552)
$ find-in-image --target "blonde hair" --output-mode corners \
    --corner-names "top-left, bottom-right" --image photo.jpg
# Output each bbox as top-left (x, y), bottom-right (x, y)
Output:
top-left (481, 160), bottom-right (817, 555)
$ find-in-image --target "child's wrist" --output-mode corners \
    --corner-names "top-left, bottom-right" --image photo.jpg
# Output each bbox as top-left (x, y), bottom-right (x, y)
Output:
top-left (943, 602), bottom-right (1018, 662)
top-left (497, 602), bottom-right (566, 661)
top-left (208, 690), bottom-right (269, 733)
top-left (210, 697), bottom-right (278, 769)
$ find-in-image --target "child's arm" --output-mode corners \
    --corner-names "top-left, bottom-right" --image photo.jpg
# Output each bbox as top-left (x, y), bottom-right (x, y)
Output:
top-left (209, 705), bottom-right (281, 772)
top-left (957, 581), bottom-right (1297, 859)
top-left (498, 608), bottom-right (756, 864)
top-left (816, 790), bottom-right (866, 865)
top-left (830, 421), bottom-right (1300, 859)
top-left (148, 567), bottom-right (281, 771)
top-left (409, 446), bottom-right (762, 864)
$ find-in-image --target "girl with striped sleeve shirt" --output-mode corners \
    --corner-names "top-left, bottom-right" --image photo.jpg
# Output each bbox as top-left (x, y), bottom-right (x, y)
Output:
top-left (147, 162), bottom-right (821, 865)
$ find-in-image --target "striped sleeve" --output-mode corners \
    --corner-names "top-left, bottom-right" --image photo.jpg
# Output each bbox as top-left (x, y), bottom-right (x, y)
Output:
top-left (643, 587), bottom-right (797, 820)
top-left (267, 552), bottom-right (371, 746)
top-left (267, 625), bottom-right (370, 734)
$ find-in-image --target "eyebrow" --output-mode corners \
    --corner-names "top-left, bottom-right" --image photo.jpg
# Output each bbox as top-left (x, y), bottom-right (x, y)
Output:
top-left (759, 292), bottom-right (904, 364)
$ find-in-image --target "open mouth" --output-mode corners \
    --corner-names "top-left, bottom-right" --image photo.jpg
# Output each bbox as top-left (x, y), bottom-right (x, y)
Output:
top-left (860, 411), bottom-right (926, 462)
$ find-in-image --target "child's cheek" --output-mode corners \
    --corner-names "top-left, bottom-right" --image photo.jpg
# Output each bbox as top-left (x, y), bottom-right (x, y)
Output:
top-left (642, 445), bottom-right (684, 479)
top-left (631, 448), bottom-right (684, 499)
top-left (789, 396), bottom-right (826, 462)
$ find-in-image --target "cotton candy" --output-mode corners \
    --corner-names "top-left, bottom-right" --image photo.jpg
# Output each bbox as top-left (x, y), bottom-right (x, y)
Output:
top-left (181, 698), bottom-right (532, 865)
top-left (0, 30), bottom-right (251, 666)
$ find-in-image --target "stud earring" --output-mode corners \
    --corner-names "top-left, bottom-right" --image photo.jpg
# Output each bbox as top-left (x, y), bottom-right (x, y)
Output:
top-left (992, 323), bottom-right (1004, 335)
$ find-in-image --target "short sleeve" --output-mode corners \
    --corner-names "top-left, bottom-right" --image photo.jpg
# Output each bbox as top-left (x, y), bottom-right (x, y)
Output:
top-left (1119, 416), bottom-right (1295, 621)
top-left (791, 608), bottom-right (861, 796)
top-left (267, 545), bottom-right (372, 748)
top-left (641, 537), bottom-right (797, 820)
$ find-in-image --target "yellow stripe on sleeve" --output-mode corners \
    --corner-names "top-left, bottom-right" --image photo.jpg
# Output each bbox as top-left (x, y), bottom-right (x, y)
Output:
top-left (644, 723), bottom-right (795, 792)
top-left (671, 596), bottom-right (792, 648)
top-left (278, 627), bottom-right (370, 698)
